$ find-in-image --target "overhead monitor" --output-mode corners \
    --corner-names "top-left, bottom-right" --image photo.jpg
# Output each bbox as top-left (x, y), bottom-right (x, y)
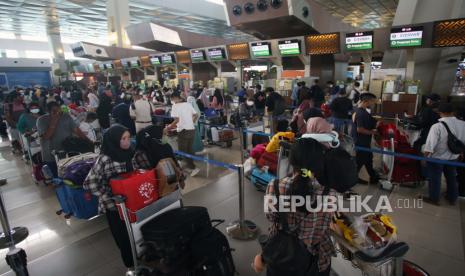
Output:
top-left (161, 54), bottom-right (175, 65)
top-left (190, 50), bottom-right (206, 63)
top-left (207, 47), bottom-right (227, 61)
top-left (390, 26), bottom-right (423, 48)
top-left (251, 41), bottom-right (272, 57)
top-left (98, 63), bottom-right (105, 70)
top-left (278, 39), bottom-right (301, 56)
top-left (106, 63), bottom-right (113, 70)
top-left (130, 59), bottom-right (139, 68)
top-left (345, 31), bottom-right (373, 51)
top-left (150, 56), bottom-right (161, 65)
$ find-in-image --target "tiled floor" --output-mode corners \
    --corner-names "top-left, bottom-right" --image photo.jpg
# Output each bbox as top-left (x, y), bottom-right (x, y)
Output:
top-left (0, 137), bottom-right (464, 276)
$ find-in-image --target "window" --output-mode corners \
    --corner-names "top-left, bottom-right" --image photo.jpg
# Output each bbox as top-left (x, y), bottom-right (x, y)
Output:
top-left (0, 32), bottom-right (15, 39)
top-left (20, 35), bottom-right (48, 42)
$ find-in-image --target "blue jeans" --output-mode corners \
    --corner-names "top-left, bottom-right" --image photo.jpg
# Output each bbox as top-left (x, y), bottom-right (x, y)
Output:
top-left (427, 162), bottom-right (457, 203)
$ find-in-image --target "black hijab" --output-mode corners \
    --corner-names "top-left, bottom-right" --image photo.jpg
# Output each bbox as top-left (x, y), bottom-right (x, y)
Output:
top-left (102, 124), bottom-right (134, 163)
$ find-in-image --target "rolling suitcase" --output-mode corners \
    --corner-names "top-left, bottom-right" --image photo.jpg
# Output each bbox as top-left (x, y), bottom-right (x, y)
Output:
top-left (252, 133), bottom-right (270, 147)
top-left (53, 180), bottom-right (73, 218)
top-left (65, 185), bottom-right (98, 219)
top-left (250, 167), bottom-right (276, 191)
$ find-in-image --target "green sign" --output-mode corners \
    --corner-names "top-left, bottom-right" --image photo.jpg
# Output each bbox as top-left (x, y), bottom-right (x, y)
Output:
top-left (251, 42), bottom-right (272, 57)
top-left (346, 32), bottom-right (373, 51)
top-left (278, 40), bottom-right (301, 55)
top-left (390, 27), bottom-right (423, 48)
top-left (191, 50), bottom-right (206, 62)
top-left (151, 57), bottom-right (161, 65)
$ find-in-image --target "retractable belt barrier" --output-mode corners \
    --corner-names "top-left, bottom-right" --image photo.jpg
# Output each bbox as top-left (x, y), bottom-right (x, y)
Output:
top-left (174, 150), bottom-right (238, 171)
top-left (355, 146), bottom-right (465, 168)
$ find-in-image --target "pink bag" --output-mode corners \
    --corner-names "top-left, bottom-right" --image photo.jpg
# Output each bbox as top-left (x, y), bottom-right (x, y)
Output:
top-left (250, 143), bottom-right (267, 160)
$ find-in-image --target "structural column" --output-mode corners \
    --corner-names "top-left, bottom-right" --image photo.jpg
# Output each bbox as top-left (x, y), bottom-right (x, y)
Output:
top-left (46, 6), bottom-right (66, 73)
top-left (405, 49), bottom-right (415, 81)
top-left (107, 0), bottom-right (131, 47)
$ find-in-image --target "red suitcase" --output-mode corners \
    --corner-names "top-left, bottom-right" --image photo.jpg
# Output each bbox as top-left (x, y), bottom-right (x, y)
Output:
top-left (257, 152), bottom-right (278, 174)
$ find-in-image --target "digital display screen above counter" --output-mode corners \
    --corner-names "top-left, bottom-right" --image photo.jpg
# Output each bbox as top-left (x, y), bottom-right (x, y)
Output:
top-left (207, 47), bottom-right (227, 61)
top-left (98, 64), bottom-right (105, 70)
top-left (251, 42), bottom-right (272, 57)
top-left (390, 26), bottom-right (423, 48)
top-left (345, 31), bottom-right (373, 51)
top-left (161, 54), bottom-right (175, 65)
top-left (278, 39), bottom-right (301, 55)
top-left (191, 50), bottom-right (206, 62)
top-left (150, 56), bottom-right (161, 65)
top-left (105, 63), bottom-right (113, 70)
top-left (130, 60), bottom-right (139, 68)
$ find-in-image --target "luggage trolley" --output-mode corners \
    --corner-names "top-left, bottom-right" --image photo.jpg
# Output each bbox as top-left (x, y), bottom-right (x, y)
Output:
top-left (113, 189), bottom-right (183, 275)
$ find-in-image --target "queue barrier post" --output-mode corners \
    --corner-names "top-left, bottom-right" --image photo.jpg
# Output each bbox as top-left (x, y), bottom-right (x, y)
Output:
top-left (0, 189), bottom-right (29, 276)
top-left (226, 164), bottom-right (259, 240)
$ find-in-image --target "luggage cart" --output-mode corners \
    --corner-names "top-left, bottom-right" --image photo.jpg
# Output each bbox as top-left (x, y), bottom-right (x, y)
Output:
top-left (113, 189), bottom-right (183, 275)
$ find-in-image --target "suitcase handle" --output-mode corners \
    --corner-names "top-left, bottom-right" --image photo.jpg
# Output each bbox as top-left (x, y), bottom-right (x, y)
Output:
top-left (211, 219), bottom-right (225, 228)
top-left (112, 195), bottom-right (127, 204)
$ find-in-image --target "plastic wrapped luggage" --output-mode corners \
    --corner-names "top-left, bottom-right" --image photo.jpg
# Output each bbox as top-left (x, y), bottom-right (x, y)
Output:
top-left (53, 179), bottom-right (73, 218)
top-left (250, 167), bottom-right (276, 191)
top-left (250, 143), bottom-right (267, 161)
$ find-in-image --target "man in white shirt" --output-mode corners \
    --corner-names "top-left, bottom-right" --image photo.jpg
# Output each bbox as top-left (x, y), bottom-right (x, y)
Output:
top-left (422, 103), bottom-right (465, 206)
top-left (130, 91), bottom-right (155, 133)
top-left (167, 92), bottom-right (200, 176)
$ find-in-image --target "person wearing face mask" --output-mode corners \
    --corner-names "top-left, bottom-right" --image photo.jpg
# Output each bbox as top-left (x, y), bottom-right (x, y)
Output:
top-left (4, 91), bottom-right (25, 153)
top-left (352, 93), bottom-right (380, 184)
top-left (83, 124), bottom-right (142, 270)
top-left (17, 103), bottom-right (41, 135)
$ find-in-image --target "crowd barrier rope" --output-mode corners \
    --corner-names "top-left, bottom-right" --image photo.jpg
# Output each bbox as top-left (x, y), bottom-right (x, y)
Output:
top-left (174, 150), bottom-right (238, 171)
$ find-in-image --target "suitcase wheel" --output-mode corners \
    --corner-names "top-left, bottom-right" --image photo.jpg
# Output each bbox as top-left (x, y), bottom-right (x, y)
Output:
top-left (64, 213), bottom-right (72, 219)
top-left (56, 210), bottom-right (63, 215)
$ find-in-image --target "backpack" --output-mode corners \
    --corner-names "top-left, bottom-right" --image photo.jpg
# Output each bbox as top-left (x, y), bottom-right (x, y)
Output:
top-left (441, 122), bottom-right (465, 154)
top-left (321, 147), bottom-right (357, 193)
top-left (273, 96), bottom-right (286, 116)
top-left (352, 89), bottom-right (360, 104)
top-left (156, 158), bottom-right (184, 197)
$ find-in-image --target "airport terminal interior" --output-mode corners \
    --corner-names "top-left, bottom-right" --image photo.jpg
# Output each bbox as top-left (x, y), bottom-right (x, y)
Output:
top-left (0, 0), bottom-right (465, 276)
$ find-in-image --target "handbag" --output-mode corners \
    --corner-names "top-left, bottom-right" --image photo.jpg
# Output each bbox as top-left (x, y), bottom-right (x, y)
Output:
top-left (261, 180), bottom-right (314, 272)
top-left (441, 122), bottom-right (465, 154)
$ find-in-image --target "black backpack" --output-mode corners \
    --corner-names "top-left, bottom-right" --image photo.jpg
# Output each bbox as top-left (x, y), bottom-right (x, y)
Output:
top-left (441, 122), bottom-right (465, 154)
top-left (273, 95), bottom-right (286, 116)
top-left (321, 147), bottom-right (358, 193)
top-left (352, 89), bottom-right (360, 104)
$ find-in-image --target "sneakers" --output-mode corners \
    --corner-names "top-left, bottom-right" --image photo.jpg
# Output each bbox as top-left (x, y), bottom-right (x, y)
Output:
top-left (190, 168), bottom-right (201, 177)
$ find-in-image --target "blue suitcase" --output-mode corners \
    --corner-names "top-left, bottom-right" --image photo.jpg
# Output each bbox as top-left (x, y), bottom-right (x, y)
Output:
top-left (65, 185), bottom-right (99, 219)
top-left (53, 179), bottom-right (73, 218)
top-left (250, 167), bottom-right (276, 192)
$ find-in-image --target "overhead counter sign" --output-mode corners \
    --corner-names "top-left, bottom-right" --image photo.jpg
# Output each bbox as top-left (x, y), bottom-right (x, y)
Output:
top-left (390, 26), bottom-right (423, 48)
top-left (251, 42), bottom-right (272, 57)
top-left (345, 31), bottom-right (373, 51)
top-left (191, 50), bottom-right (206, 62)
top-left (150, 56), bottom-right (161, 65)
top-left (161, 54), bottom-right (175, 65)
top-left (278, 39), bottom-right (301, 56)
top-left (207, 47), bottom-right (227, 61)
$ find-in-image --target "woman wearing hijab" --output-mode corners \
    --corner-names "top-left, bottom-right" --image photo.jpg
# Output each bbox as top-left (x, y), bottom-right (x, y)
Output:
top-left (187, 95), bottom-right (204, 154)
top-left (83, 124), bottom-right (141, 269)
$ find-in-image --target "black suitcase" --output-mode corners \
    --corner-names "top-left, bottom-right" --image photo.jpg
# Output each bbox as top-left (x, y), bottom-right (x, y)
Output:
top-left (141, 207), bottom-right (212, 266)
top-left (191, 228), bottom-right (236, 276)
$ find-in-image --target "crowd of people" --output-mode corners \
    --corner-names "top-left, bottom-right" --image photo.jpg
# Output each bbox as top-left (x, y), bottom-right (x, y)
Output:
top-left (1, 77), bottom-right (465, 275)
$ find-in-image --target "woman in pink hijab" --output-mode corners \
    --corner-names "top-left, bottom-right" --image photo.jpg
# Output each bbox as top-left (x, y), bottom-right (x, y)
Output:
top-left (306, 117), bottom-right (333, 134)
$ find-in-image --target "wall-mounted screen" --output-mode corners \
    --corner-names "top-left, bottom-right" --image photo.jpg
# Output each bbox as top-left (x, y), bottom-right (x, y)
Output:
top-left (207, 47), bottom-right (227, 61)
top-left (278, 39), bottom-right (301, 56)
top-left (98, 63), bottom-right (105, 70)
top-left (191, 50), bottom-right (206, 62)
top-left (161, 54), bottom-right (175, 65)
top-left (345, 31), bottom-right (373, 51)
top-left (251, 42), bottom-right (272, 57)
top-left (130, 60), bottom-right (139, 68)
top-left (105, 63), bottom-right (113, 70)
top-left (150, 56), bottom-right (161, 65)
top-left (390, 26), bottom-right (423, 48)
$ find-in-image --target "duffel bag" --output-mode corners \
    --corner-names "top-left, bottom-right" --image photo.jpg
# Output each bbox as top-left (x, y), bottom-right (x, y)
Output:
top-left (63, 159), bottom-right (95, 187)
top-left (141, 207), bottom-right (212, 267)
top-left (257, 151), bottom-right (278, 174)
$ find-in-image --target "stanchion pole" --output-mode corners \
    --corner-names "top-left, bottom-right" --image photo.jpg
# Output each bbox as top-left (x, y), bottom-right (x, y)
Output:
top-left (226, 165), bottom-right (259, 240)
top-left (239, 126), bottom-right (245, 165)
top-left (0, 190), bottom-right (29, 276)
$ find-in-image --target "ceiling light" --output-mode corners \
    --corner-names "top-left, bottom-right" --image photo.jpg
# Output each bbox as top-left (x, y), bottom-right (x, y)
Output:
top-left (270, 0), bottom-right (283, 9)
top-left (244, 2), bottom-right (255, 14)
top-left (257, 0), bottom-right (268, 11)
top-left (232, 5), bottom-right (242, 16)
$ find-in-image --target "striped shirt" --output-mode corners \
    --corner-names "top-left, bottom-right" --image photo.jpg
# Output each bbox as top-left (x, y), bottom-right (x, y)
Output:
top-left (265, 176), bottom-right (336, 272)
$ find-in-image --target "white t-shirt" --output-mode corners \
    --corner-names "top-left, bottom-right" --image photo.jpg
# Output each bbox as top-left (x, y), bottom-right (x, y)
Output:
top-left (171, 102), bottom-right (197, 132)
top-left (423, 117), bottom-right (465, 160)
top-left (130, 99), bottom-right (154, 123)
top-left (88, 93), bottom-right (99, 109)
